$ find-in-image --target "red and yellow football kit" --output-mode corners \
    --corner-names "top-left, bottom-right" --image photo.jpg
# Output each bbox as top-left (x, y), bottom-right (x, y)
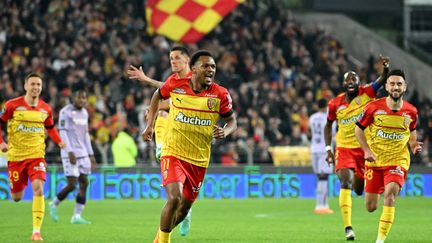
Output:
top-left (0, 96), bottom-right (61, 192)
top-left (357, 97), bottom-right (417, 193)
top-left (327, 85), bottom-right (376, 177)
top-left (158, 77), bottom-right (233, 201)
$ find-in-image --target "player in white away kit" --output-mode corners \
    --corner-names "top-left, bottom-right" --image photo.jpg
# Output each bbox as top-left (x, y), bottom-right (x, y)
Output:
top-left (49, 90), bottom-right (96, 224)
top-left (309, 98), bottom-right (334, 214)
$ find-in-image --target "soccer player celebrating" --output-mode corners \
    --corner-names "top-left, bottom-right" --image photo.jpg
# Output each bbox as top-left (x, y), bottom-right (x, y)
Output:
top-left (355, 69), bottom-right (422, 243)
top-left (324, 56), bottom-right (389, 240)
top-left (142, 50), bottom-right (237, 243)
top-left (128, 46), bottom-right (194, 236)
top-left (49, 89), bottom-right (96, 224)
top-left (0, 73), bottom-right (65, 241)
top-left (309, 98), bottom-right (334, 214)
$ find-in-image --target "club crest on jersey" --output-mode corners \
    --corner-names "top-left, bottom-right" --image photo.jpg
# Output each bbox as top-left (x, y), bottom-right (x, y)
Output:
top-left (390, 166), bottom-right (404, 176)
top-left (40, 109), bottom-right (48, 119)
top-left (354, 97), bottom-right (361, 105)
top-left (207, 98), bottom-right (216, 110)
top-left (402, 113), bottom-right (411, 127)
top-left (192, 182), bottom-right (202, 193)
top-left (33, 162), bottom-right (46, 172)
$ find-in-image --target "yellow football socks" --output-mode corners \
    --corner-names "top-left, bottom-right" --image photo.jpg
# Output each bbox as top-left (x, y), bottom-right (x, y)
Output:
top-left (158, 229), bottom-right (171, 243)
top-left (377, 206), bottom-right (395, 241)
top-left (339, 188), bottom-right (352, 228)
top-left (32, 195), bottom-right (45, 233)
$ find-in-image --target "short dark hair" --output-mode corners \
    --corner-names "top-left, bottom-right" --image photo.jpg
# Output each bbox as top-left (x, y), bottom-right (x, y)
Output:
top-left (170, 46), bottom-right (190, 57)
top-left (189, 50), bottom-right (213, 68)
top-left (73, 89), bottom-right (87, 97)
top-left (317, 98), bottom-right (327, 108)
top-left (25, 73), bottom-right (43, 83)
top-left (388, 69), bottom-right (405, 80)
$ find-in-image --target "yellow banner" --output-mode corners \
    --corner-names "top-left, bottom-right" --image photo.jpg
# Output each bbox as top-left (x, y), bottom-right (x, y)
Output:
top-left (269, 146), bottom-right (311, 167)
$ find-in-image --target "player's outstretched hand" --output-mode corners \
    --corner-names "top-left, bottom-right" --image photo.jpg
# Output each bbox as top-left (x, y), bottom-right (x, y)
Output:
top-left (213, 125), bottom-right (226, 139)
top-left (410, 141), bottom-right (423, 155)
top-left (325, 151), bottom-right (335, 165)
top-left (142, 126), bottom-right (154, 141)
top-left (127, 65), bottom-right (147, 82)
top-left (379, 54), bottom-right (390, 67)
top-left (364, 149), bottom-right (377, 162)
top-left (58, 142), bottom-right (66, 149)
top-left (0, 142), bottom-right (8, 152)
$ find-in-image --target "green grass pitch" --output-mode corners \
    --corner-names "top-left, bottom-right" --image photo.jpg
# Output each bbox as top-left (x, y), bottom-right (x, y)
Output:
top-left (1, 197), bottom-right (431, 242)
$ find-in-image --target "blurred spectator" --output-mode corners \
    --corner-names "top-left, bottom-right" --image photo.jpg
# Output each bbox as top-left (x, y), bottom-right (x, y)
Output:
top-left (112, 128), bottom-right (138, 168)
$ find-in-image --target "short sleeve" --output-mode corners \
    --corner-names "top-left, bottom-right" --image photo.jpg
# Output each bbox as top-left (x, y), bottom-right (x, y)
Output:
top-left (356, 103), bottom-right (374, 128)
top-left (44, 106), bottom-right (55, 127)
top-left (159, 76), bottom-right (175, 99)
top-left (361, 85), bottom-right (377, 99)
top-left (409, 109), bottom-right (418, 131)
top-left (219, 89), bottom-right (233, 117)
top-left (327, 99), bottom-right (336, 121)
top-left (0, 100), bottom-right (14, 122)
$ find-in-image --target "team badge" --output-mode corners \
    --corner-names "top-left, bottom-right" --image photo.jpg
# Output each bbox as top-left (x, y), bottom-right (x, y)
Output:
top-left (33, 162), bottom-right (46, 172)
top-left (403, 117), bottom-right (410, 127)
top-left (354, 97), bottom-right (361, 105)
top-left (192, 182), bottom-right (202, 193)
top-left (207, 98), bottom-right (216, 110)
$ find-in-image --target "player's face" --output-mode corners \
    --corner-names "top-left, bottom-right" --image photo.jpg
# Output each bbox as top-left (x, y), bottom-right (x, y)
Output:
top-left (193, 56), bottom-right (216, 88)
top-left (170, 50), bottom-right (189, 73)
top-left (73, 91), bottom-right (87, 109)
top-left (386, 75), bottom-right (406, 101)
top-left (343, 72), bottom-right (360, 96)
top-left (24, 77), bottom-right (42, 99)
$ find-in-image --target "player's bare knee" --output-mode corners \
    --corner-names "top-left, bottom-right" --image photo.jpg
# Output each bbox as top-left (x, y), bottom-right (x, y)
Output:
top-left (12, 196), bottom-right (22, 202)
top-left (340, 181), bottom-right (352, 189)
top-left (167, 196), bottom-right (181, 208)
top-left (366, 202), bottom-right (377, 212)
top-left (354, 187), bottom-right (364, 196)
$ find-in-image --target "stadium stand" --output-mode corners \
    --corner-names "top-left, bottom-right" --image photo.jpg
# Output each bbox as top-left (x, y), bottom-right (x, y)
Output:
top-left (0, 0), bottom-right (431, 167)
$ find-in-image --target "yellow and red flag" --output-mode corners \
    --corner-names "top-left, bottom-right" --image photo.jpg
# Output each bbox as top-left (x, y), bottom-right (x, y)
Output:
top-left (146, 0), bottom-right (245, 43)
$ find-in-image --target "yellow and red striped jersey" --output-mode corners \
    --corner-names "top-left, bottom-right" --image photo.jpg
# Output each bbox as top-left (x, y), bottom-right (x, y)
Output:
top-left (159, 77), bottom-right (233, 168)
top-left (357, 98), bottom-right (417, 170)
top-left (327, 85), bottom-right (376, 148)
top-left (0, 96), bottom-right (55, 161)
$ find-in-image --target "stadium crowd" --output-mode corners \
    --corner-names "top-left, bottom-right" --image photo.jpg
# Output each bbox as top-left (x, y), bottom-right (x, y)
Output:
top-left (0, 0), bottom-right (431, 166)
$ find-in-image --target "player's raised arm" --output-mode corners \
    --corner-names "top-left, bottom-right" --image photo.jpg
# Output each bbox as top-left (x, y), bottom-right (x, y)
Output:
top-left (372, 55), bottom-right (390, 89)
top-left (127, 65), bottom-right (164, 88)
